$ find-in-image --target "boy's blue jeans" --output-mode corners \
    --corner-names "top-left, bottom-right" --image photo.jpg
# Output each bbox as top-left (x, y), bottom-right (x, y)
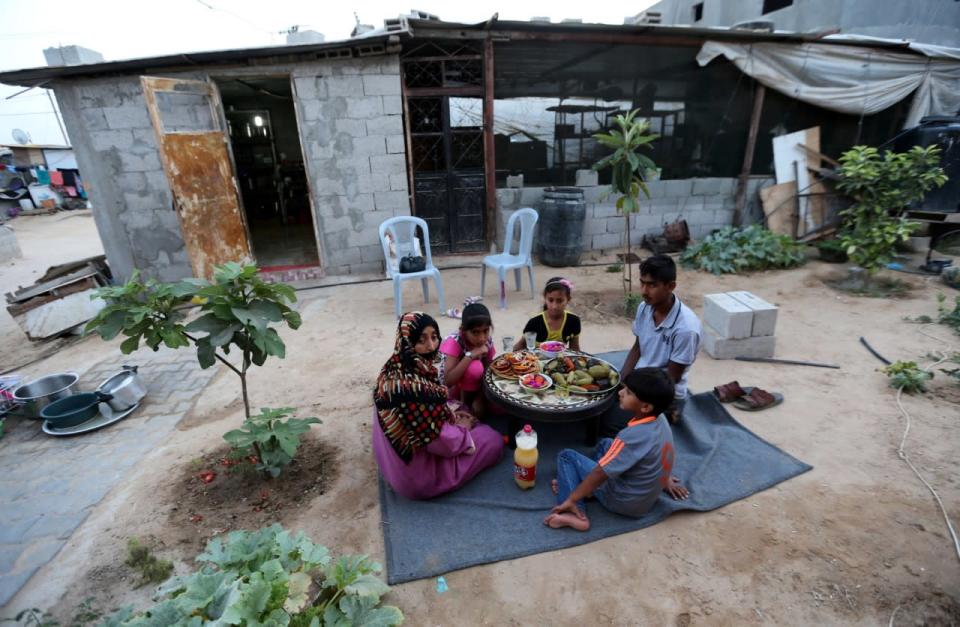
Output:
top-left (554, 438), bottom-right (613, 512)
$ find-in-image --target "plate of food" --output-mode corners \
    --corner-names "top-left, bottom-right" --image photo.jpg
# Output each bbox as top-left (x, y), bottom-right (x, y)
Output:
top-left (490, 351), bottom-right (541, 380)
top-left (519, 372), bottom-right (552, 392)
top-left (543, 354), bottom-right (620, 394)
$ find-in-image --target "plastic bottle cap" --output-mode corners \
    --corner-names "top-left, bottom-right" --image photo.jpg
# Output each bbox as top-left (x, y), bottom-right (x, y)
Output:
top-left (523, 424), bottom-right (532, 433)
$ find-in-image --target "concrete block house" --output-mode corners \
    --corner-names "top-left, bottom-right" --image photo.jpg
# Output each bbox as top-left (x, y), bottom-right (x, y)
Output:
top-left (0, 16), bottom-right (930, 281)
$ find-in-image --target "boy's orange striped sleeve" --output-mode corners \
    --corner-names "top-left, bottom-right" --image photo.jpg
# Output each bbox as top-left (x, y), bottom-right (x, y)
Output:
top-left (598, 438), bottom-right (625, 467)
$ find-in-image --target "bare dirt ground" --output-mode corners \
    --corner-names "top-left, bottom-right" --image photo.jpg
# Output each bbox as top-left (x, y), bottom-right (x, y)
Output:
top-left (3, 229), bottom-right (959, 624)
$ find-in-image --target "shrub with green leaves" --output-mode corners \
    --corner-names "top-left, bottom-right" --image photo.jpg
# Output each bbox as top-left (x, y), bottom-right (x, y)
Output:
top-left (224, 408), bottom-right (321, 478)
top-left (836, 145), bottom-right (947, 272)
top-left (103, 525), bottom-right (402, 627)
top-left (86, 262), bottom-right (301, 423)
top-left (680, 225), bottom-right (805, 274)
top-left (125, 538), bottom-right (174, 588)
top-left (593, 109), bottom-right (658, 293)
top-left (883, 360), bottom-right (933, 394)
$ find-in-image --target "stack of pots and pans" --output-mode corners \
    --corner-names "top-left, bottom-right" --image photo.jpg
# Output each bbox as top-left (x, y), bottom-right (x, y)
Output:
top-left (11, 366), bottom-right (147, 429)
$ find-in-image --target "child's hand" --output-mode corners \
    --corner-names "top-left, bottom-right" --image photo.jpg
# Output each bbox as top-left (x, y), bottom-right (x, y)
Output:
top-left (664, 476), bottom-right (689, 500)
top-left (550, 499), bottom-right (586, 519)
top-left (453, 410), bottom-right (477, 429)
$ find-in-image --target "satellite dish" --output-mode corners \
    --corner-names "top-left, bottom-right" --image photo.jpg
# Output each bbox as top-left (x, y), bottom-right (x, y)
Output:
top-left (12, 129), bottom-right (30, 145)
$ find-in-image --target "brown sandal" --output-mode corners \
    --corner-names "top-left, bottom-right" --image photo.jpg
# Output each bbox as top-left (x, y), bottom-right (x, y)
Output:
top-left (732, 388), bottom-right (783, 411)
top-left (714, 381), bottom-right (747, 403)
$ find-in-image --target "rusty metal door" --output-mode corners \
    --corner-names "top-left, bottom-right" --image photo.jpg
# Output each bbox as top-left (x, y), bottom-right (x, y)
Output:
top-left (141, 76), bottom-right (250, 278)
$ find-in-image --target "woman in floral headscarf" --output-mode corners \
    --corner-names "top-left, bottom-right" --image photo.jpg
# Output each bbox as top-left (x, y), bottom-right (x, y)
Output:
top-left (373, 312), bottom-right (503, 500)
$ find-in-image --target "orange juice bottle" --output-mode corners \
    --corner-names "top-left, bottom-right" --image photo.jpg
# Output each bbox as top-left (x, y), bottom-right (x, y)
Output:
top-left (514, 424), bottom-right (539, 489)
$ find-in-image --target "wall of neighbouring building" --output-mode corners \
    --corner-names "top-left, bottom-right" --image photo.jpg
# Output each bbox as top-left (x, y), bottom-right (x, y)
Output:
top-left (645, 0), bottom-right (960, 47)
top-left (52, 53), bottom-right (407, 282)
top-left (495, 177), bottom-right (773, 255)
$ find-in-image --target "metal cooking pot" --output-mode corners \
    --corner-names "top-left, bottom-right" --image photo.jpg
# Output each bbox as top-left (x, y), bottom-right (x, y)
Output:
top-left (96, 365), bottom-right (147, 412)
top-left (41, 391), bottom-right (113, 428)
top-left (12, 372), bottom-right (79, 419)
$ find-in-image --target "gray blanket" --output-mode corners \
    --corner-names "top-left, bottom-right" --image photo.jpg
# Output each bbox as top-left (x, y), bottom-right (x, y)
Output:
top-left (378, 350), bottom-right (811, 584)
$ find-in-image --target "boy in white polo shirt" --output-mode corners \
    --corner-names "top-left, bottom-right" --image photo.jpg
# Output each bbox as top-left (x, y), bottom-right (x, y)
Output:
top-left (605, 255), bottom-right (702, 433)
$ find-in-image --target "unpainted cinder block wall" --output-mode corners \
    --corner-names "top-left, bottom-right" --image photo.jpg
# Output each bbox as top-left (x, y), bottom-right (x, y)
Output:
top-left (52, 53), bottom-right (407, 281)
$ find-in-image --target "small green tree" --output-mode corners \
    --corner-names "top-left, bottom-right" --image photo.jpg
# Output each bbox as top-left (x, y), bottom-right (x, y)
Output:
top-left (86, 263), bottom-right (305, 466)
top-left (593, 109), bottom-right (659, 294)
top-left (836, 145), bottom-right (947, 273)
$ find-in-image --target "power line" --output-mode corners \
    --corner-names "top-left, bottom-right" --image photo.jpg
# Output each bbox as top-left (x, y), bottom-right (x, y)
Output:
top-left (192, 0), bottom-right (275, 36)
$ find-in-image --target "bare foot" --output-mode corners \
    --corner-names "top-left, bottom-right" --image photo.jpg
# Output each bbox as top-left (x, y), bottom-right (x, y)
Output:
top-left (551, 479), bottom-right (559, 495)
top-left (544, 512), bottom-right (590, 531)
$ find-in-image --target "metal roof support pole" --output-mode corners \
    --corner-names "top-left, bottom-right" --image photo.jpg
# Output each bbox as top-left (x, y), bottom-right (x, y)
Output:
top-left (733, 81), bottom-right (765, 227)
top-left (483, 36), bottom-right (496, 247)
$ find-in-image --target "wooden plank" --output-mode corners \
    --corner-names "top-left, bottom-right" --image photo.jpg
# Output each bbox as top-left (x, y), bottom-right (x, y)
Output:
top-left (733, 83), bottom-right (766, 225)
top-left (798, 143), bottom-right (840, 168)
top-left (803, 127), bottom-right (828, 234)
top-left (759, 181), bottom-right (798, 237)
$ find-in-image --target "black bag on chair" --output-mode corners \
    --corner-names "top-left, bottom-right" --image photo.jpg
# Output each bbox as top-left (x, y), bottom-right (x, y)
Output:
top-left (399, 255), bottom-right (426, 274)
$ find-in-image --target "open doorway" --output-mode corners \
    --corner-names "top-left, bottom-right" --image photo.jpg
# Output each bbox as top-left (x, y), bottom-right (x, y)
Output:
top-left (215, 76), bottom-right (319, 270)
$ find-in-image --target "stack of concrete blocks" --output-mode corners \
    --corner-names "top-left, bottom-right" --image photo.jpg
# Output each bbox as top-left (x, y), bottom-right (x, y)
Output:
top-left (702, 291), bottom-right (778, 359)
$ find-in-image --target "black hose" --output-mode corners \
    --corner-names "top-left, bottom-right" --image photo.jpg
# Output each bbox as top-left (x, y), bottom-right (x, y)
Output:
top-left (860, 337), bottom-right (892, 365)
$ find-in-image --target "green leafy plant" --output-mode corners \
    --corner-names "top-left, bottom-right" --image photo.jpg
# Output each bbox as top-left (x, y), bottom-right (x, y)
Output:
top-left (70, 598), bottom-right (102, 626)
top-left (86, 262), bottom-right (301, 424)
top-left (815, 238), bottom-right (848, 263)
top-left (680, 225), bottom-right (805, 274)
top-left (104, 525), bottom-right (402, 627)
top-left (125, 538), bottom-right (174, 588)
top-left (623, 292), bottom-right (644, 317)
top-left (936, 292), bottom-right (960, 335)
top-left (605, 263), bottom-right (622, 274)
top-left (593, 109), bottom-right (659, 293)
top-left (224, 408), bottom-right (321, 478)
top-left (883, 360), bottom-right (933, 394)
top-left (836, 145), bottom-right (947, 273)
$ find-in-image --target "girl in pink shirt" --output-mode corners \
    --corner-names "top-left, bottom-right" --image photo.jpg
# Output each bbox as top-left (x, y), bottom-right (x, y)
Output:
top-left (440, 303), bottom-right (495, 416)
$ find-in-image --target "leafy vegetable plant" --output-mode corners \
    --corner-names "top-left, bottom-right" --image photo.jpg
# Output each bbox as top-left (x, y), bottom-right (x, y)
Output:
top-left (224, 408), bottom-right (321, 478)
top-left (680, 225), bottom-right (805, 274)
top-left (883, 360), bottom-right (933, 394)
top-left (103, 525), bottom-right (402, 626)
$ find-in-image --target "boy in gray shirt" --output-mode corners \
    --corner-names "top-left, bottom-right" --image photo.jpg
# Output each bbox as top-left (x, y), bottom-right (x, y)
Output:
top-left (545, 368), bottom-right (689, 531)
top-left (605, 254), bottom-right (702, 435)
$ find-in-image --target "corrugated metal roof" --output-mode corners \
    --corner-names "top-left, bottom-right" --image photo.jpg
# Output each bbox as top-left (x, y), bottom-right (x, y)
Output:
top-left (0, 15), bottom-right (927, 87)
top-left (0, 33), bottom-right (403, 87)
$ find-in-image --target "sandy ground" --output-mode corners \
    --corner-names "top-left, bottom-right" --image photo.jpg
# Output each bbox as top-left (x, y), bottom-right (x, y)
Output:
top-left (2, 228), bottom-right (959, 624)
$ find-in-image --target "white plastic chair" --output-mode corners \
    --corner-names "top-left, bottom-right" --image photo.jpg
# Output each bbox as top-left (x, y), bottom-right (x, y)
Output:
top-left (379, 216), bottom-right (446, 319)
top-left (481, 207), bottom-right (538, 310)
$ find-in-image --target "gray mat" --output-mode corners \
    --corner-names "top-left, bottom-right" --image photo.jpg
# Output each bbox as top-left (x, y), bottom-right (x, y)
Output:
top-left (378, 350), bottom-right (812, 584)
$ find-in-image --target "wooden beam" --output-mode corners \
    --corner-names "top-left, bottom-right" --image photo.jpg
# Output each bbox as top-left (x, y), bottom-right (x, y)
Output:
top-left (403, 86), bottom-right (483, 97)
top-left (483, 36), bottom-right (497, 247)
top-left (733, 82), bottom-right (766, 226)
top-left (400, 65), bottom-right (417, 216)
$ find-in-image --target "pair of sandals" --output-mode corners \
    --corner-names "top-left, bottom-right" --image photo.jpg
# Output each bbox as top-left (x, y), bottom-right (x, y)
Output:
top-left (714, 381), bottom-right (783, 411)
top-left (445, 296), bottom-right (484, 319)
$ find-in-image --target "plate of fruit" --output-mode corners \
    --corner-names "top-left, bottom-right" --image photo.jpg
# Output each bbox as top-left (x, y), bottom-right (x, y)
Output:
top-left (543, 354), bottom-right (620, 394)
top-left (519, 372), bottom-right (552, 392)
